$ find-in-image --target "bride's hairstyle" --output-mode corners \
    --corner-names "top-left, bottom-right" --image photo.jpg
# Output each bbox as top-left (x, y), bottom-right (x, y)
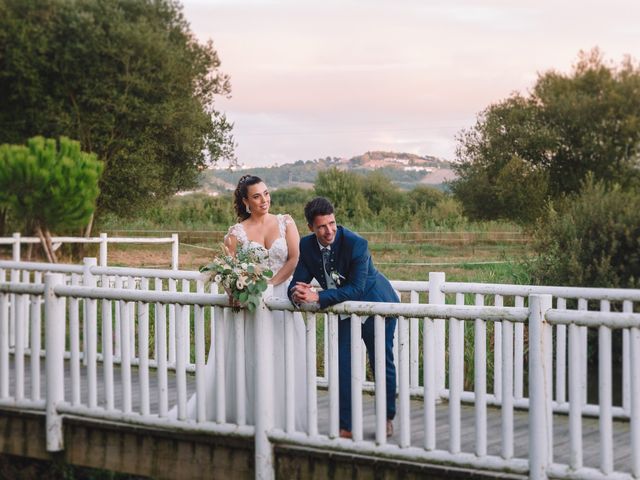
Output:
top-left (234, 174), bottom-right (264, 221)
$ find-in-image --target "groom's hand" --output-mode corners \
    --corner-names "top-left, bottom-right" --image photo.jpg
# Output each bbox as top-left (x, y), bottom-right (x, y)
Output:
top-left (291, 282), bottom-right (320, 304)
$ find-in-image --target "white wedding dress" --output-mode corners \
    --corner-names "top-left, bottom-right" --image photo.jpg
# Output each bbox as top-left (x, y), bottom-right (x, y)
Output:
top-left (180, 214), bottom-right (308, 431)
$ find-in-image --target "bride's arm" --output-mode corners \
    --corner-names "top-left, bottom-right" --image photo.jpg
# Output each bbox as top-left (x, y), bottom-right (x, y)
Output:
top-left (269, 215), bottom-right (300, 286)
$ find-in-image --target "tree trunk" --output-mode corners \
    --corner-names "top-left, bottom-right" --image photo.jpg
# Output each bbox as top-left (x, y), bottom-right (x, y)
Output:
top-left (35, 224), bottom-right (57, 263)
top-left (44, 227), bottom-right (58, 263)
top-left (84, 212), bottom-right (94, 238)
top-left (35, 225), bottom-right (53, 263)
top-left (0, 208), bottom-right (6, 237)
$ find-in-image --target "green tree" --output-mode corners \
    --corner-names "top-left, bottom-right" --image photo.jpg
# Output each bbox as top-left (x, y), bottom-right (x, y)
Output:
top-left (407, 185), bottom-right (446, 211)
top-left (0, 137), bottom-right (103, 262)
top-left (314, 168), bottom-right (370, 221)
top-left (452, 49), bottom-right (640, 223)
top-left (361, 171), bottom-right (404, 215)
top-left (0, 0), bottom-right (234, 220)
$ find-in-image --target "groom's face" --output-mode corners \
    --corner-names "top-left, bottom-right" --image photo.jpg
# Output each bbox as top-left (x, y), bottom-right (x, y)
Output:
top-left (309, 213), bottom-right (337, 247)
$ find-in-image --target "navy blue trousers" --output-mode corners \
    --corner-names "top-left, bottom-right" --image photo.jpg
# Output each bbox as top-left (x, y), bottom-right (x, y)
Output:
top-left (338, 316), bottom-right (397, 431)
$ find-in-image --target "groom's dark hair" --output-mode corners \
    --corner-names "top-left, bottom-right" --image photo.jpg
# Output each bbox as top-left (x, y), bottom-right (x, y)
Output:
top-left (304, 197), bottom-right (334, 225)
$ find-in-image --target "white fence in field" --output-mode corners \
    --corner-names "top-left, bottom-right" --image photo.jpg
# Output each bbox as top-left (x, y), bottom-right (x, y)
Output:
top-left (0, 259), bottom-right (639, 479)
top-left (0, 232), bottom-right (180, 268)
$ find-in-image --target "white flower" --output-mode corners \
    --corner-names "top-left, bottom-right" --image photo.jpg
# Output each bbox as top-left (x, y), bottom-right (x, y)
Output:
top-left (330, 271), bottom-right (345, 286)
top-left (214, 274), bottom-right (222, 283)
top-left (236, 275), bottom-right (248, 289)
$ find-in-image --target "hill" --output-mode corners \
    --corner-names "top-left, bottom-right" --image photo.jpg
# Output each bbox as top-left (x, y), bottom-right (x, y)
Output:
top-left (196, 151), bottom-right (456, 194)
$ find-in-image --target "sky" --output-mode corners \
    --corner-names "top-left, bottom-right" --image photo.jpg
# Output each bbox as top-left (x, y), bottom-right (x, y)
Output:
top-left (181, 0), bottom-right (640, 168)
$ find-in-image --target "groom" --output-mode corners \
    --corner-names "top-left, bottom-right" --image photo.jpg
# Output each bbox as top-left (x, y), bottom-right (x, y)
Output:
top-left (288, 197), bottom-right (397, 439)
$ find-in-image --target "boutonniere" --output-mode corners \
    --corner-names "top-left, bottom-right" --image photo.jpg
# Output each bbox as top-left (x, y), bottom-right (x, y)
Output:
top-left (330, 270), bottom-right (345, 286)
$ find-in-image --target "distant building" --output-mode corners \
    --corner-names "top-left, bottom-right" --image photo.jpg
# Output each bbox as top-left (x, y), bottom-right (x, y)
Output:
top-left (383, 157), bottom-right (409, 165)
top-left (228, 163), bottom-right (250, 171)
top-left (176, 190), bottom-right (220, 197)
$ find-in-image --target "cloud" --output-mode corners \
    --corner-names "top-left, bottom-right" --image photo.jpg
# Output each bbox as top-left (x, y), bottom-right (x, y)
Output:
top-left (183, 0), bottom-right (640, 166)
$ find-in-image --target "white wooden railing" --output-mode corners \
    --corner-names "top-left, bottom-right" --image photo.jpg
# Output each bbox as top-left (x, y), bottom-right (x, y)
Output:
top-left (1, 260), bottom-right (639, 479)
top-left (2, 259), bottom-right (638, 418)
top-left (0, 232), bottom-right (180, 268)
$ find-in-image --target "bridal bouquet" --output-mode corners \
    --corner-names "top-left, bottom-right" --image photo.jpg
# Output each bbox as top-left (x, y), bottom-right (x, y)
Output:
top-left (200, 245), bottom-right (273, 312)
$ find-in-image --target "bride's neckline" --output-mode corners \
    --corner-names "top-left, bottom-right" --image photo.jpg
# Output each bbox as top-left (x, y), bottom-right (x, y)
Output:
top-left (247, 237), bottom-right (285, 252)
top-left (237, 215), bottom-right (285, 251)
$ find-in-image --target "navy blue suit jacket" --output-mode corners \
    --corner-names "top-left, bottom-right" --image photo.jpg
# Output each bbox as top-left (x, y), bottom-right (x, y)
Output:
top-left (288, 226), bottom-right (399, 309)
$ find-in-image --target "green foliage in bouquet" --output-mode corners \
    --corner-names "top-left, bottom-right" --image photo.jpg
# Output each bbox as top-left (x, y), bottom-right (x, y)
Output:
top-left (200, 246), bottom-right (273, 312)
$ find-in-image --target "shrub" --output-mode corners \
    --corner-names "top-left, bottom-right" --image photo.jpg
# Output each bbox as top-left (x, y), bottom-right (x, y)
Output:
top-left (531, 178), bottom-right (640, 288)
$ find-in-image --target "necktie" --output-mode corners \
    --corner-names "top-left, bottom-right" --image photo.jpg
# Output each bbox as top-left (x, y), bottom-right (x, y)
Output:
top-left (321, 247), bottom-right (336, 288)
top-left (321, 247), bottom-right (330, 273)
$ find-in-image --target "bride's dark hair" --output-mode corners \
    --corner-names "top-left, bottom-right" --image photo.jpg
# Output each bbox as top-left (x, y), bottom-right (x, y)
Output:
top-left (233, 175), bottom-right (263, 221)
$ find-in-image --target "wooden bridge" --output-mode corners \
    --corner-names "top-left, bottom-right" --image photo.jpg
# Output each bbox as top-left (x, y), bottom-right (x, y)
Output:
top-left (1, 259), bottom-right (639, 479)
top-left (1, 355), bottom-right (634, 479)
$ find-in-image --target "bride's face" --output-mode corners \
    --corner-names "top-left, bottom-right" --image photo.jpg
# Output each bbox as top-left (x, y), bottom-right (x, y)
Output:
top-left (244, 182), bottom-right (271, 215)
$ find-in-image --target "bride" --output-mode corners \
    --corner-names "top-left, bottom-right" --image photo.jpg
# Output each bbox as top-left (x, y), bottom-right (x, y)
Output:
top-left (182, 174), bottom-right (308, 431)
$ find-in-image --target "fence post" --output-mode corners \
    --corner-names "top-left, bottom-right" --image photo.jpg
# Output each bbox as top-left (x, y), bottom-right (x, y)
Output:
top-left (82, 258), bottom-right (97, 371)
top-left (9, 233), bottom-right (21, 349)
top-left (428, 272), bottom-right (446, 395)
top-left (528, 294), bottom-right (552, 480)
top-left (630, 323), bottom-right (640, 477)
top-left (12, 232), bottom-right (21, 261)
top-left (254, 285), bottom-right (274, 480)
top-left (83, 258), bottom-right (98, 406)
top-left (45, 273), bottom-right (65, 451)
top-left (99, 233), bottom-right (108, 267)
top-left (0, 271), bottom-right (8, 399)
top-left (171, 233), bottom-right (179, 270)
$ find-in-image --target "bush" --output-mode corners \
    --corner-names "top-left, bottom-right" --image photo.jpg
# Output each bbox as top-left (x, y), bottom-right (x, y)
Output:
top-left (314, 168), bottom-right (371, 221)
top-left (531, 178), bottom-right (640, 288)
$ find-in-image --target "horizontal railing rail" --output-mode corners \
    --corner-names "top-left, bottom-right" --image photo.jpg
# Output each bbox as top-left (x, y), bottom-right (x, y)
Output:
top-left (443, 281), bottom-right (640, 302)
top-left (0, 232), bottom-right (180, 268)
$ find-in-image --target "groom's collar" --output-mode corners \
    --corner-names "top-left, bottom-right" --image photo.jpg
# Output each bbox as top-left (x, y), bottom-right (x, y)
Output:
top-left (317, 239), bottom-right (331, 251)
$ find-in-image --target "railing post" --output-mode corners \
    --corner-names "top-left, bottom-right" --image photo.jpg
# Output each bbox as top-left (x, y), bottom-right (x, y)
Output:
top-left (328, 313), bottom-right (339, 438)
top-left (528, 294), bottom-right (552, 480)
top-left (12, 232), bottom-right (21, 261)
top-left (82, 258), bottom-right (97, 375)
top-left (9, 233), bottom-right (20, 348)
top-left (630, 323), bottom-right (640, 477)
top-left (0, 271), bottom-right (8, 399)
top-left (45, 273), bottom-right (65, 452)
top-left (428, 272), bottom-right (446, 395)
top-left (99, 233), bottom-right (108, 267)
top-left (254, 285), bottom-right (274, 480)
top-left (171, 233), bottom-right (179, 270)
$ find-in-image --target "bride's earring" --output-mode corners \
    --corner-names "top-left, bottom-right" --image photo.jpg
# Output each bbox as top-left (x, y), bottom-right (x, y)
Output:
top-left (246, 204), bottom-right (251, 214)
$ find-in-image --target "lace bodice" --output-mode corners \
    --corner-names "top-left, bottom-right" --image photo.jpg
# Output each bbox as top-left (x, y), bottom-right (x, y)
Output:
top-left (225, 214), bottom-right (294, 276)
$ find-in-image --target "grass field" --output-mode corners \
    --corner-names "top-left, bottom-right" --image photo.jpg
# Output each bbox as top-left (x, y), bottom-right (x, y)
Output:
top-left (1, 226), bottom-right (534, 286)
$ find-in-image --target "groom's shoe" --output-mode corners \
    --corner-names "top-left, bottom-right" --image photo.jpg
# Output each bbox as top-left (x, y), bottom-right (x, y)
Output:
top-left (386, 420), bottom-right (394, 438)
top-left (339, 429), bottom-right (352, 439)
